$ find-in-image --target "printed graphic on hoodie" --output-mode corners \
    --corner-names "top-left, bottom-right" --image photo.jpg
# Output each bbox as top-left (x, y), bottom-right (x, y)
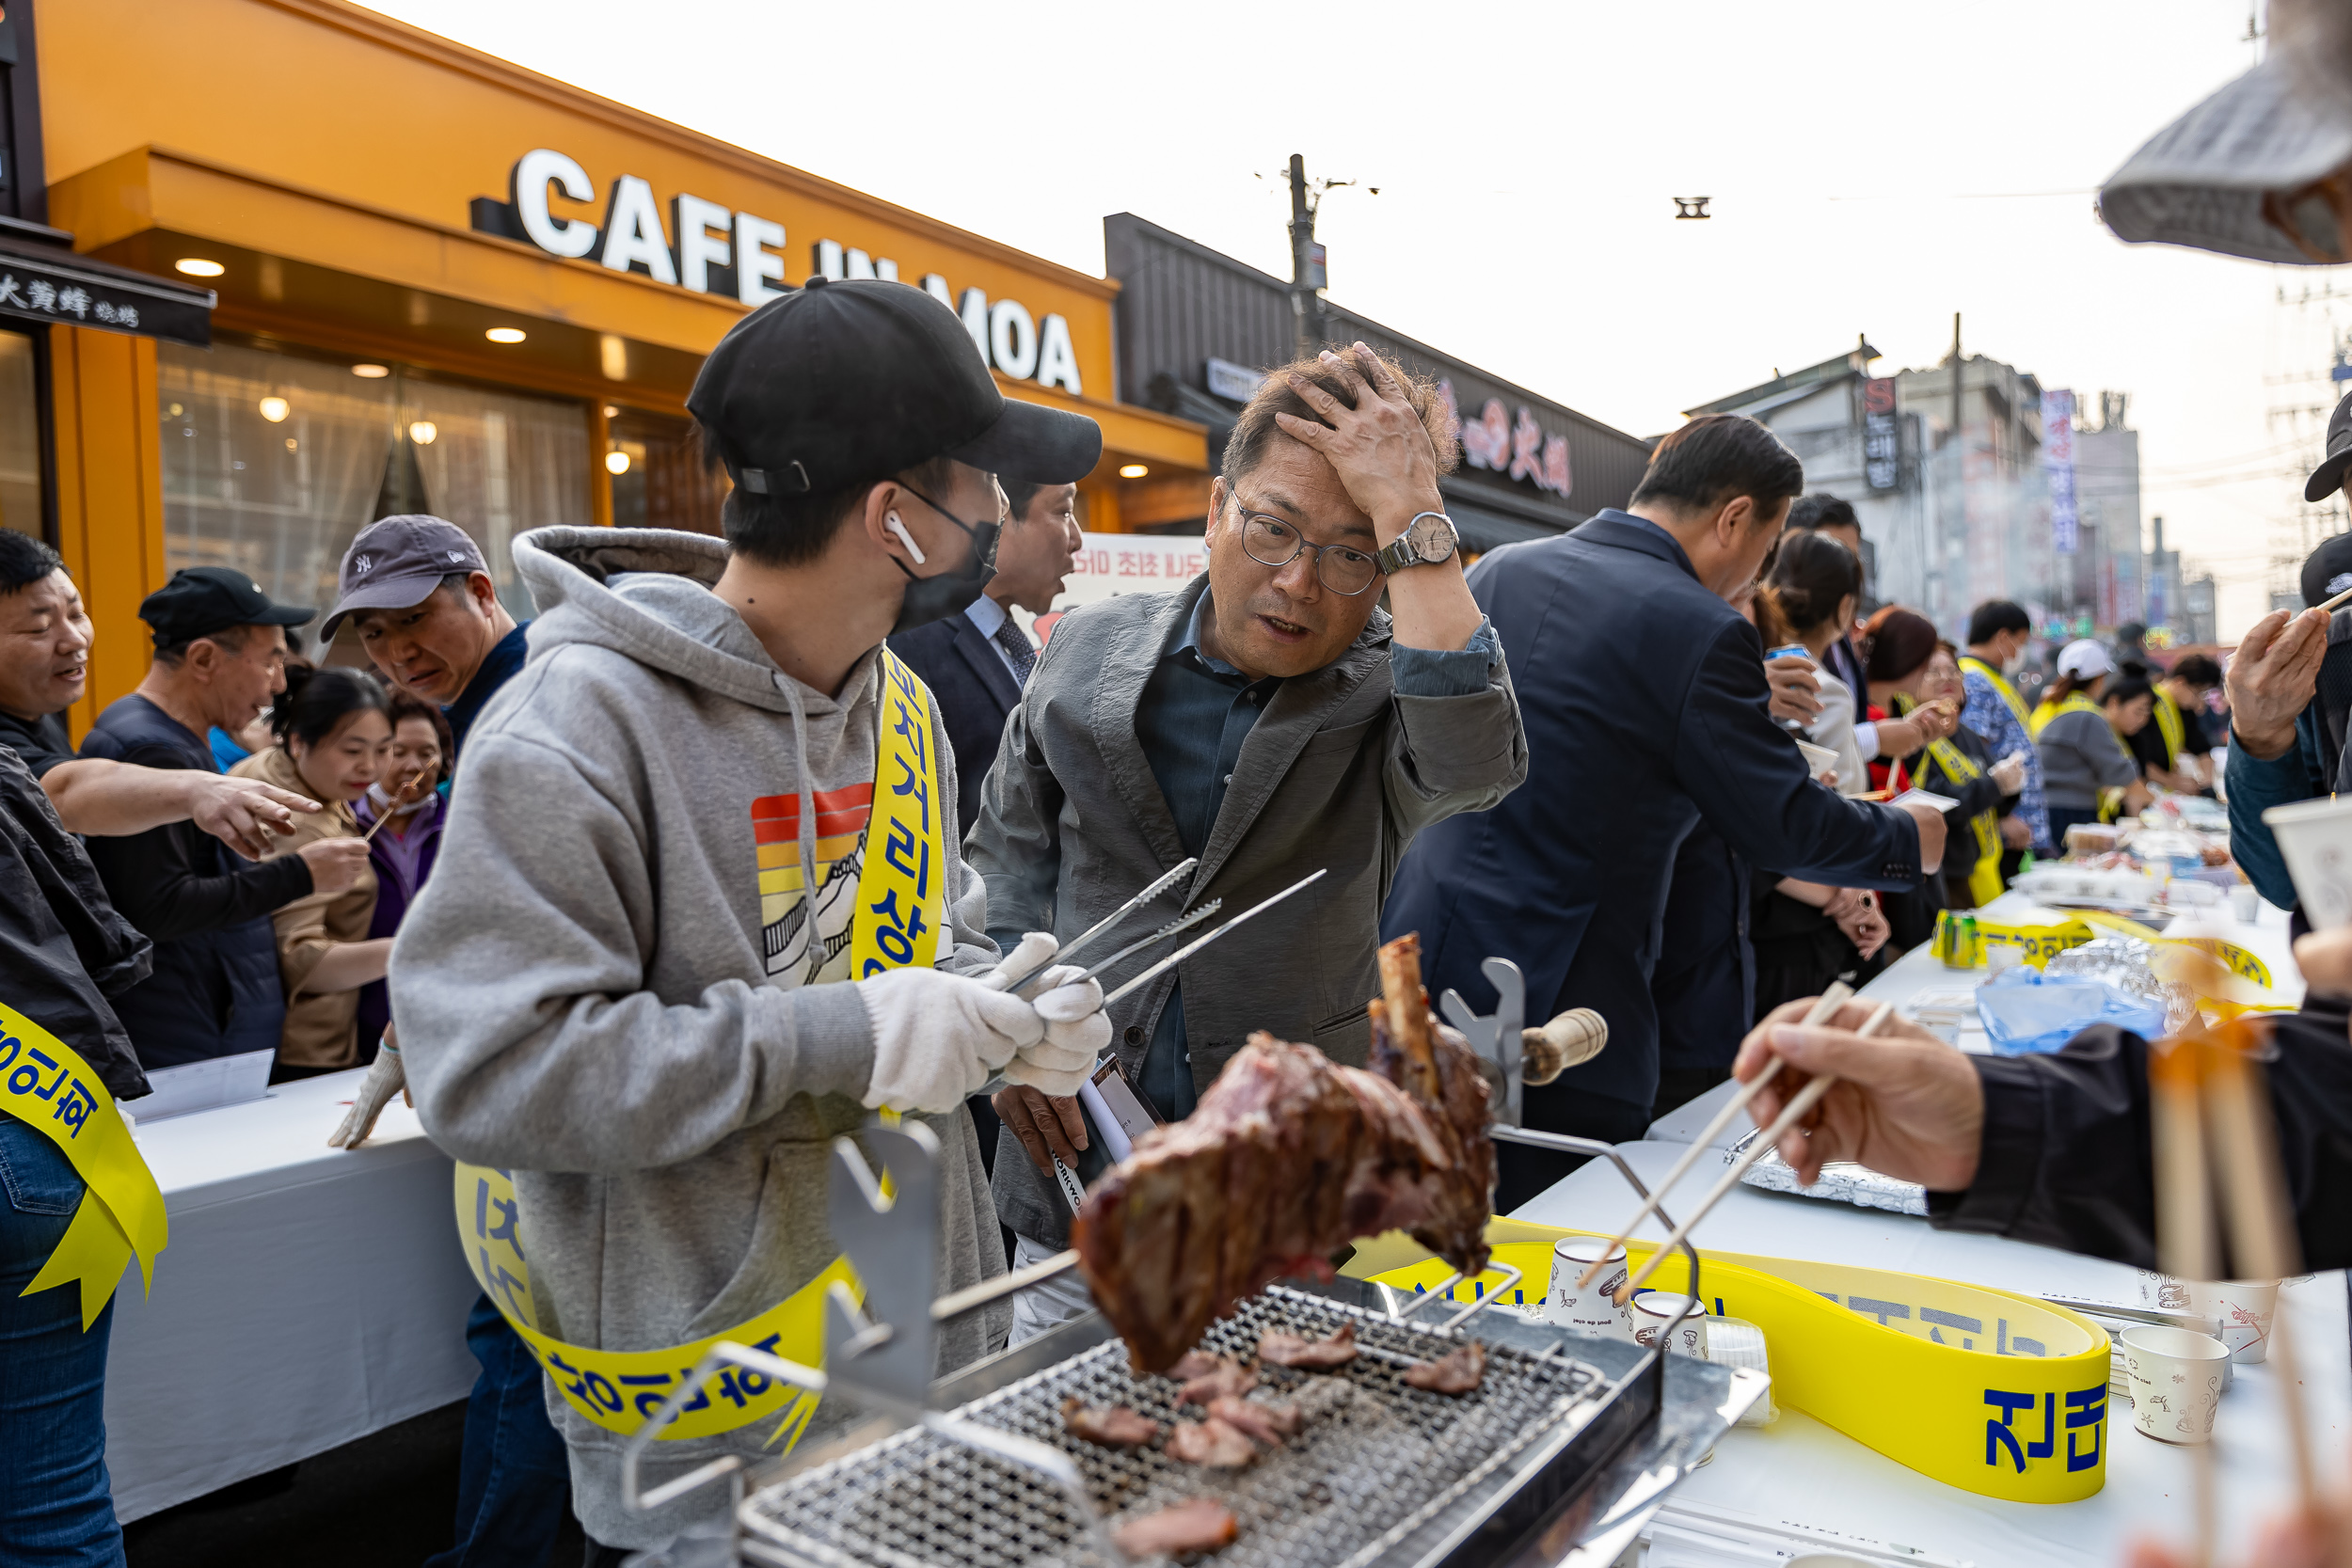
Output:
top-left (754, 784), bottom-right (872, 987)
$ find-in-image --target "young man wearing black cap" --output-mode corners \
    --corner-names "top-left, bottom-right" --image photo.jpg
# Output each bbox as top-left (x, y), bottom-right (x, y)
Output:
top-left (392, 277), bottom-right (1111, 1560)
top-left (79, 568), bottom-right (370, 1070)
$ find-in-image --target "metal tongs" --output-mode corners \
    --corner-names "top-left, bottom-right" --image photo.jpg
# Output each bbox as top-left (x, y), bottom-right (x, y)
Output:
top-left (988, 857), bottom-right (1200, 998)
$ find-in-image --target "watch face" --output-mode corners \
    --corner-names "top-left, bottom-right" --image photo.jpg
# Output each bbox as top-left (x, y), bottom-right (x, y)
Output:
top-left (1409, 514), bottom-right (1456, 562)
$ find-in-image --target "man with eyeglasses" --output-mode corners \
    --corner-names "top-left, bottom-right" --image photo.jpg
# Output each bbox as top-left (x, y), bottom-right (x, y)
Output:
top-left (969, 342), bottom-right (1527, 1337)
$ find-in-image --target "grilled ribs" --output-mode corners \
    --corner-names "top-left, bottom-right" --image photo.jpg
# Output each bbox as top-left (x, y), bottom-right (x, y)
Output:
top-left (1073, 935), bottom-right (1495, 1373)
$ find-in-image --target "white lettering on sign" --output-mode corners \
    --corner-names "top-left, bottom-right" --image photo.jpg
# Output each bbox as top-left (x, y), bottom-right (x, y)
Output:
top-left (1436, 378), bottom-right (1572, 499)
top-left (1053, 531), bottom-right (1208, 613)
top-left (1205, 357), bottom-right (1263, 403)
top-left (487, 150), bottom-right (1084, 395)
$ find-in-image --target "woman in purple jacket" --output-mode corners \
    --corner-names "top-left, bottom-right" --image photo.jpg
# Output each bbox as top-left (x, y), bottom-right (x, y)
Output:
top-left (353, 689), bottom-right (449, 1059)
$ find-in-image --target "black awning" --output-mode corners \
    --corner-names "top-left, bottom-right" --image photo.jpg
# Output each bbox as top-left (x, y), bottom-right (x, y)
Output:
top-left (0, 230), bottom-right (215, 346)
top-left (1441, 494), bottom-right (1564, 554)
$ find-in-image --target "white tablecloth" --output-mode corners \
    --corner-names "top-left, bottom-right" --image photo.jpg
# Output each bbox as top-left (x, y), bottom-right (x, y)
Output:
top-left (1548, 889), bottom-right (2331, 1564)
top-left (103, 1069), bottom-right (477, 1522)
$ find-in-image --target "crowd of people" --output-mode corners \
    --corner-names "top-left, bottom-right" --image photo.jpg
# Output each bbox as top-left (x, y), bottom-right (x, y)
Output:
top-left (0, 270), bottom-right (2342, 1568)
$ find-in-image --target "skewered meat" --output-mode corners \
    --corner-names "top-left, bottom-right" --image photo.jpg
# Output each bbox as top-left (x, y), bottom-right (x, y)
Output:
top-left (1166, 1416), bottom-right (1258, 1467)
top-left (1403, 1340), bottom-right (1486, 1394)
top-left (1073, 935), bottom-right (1495, 1372)
top-left (1208, 1395), bottom-right (1302, 1446)
top-left (1113, 1497), bottom-right (1239, 1558)
top-left (1175, 1356), bottom-right (1258, 1406)
top-left (1060, 1398), bottom-right (1161, 1448)
top-left (1166, 1351), bottom-right (1223, 1383)
top-left (1258, 1323), bottom-right (1358, 1370)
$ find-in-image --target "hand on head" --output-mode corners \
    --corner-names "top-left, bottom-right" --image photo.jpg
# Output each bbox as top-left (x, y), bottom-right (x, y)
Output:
top-left (1732, 996), bottom-right (1982, 1190)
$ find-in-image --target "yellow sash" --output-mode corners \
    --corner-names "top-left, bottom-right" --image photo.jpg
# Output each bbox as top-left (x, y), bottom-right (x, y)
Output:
top-left (1959, 656), bottom-right (2029, 728)
top-left (2151, 688), bottom-right (2185, 770)
top-left (1, 1004), bottom-right (169, 1329)
top-left (1356, 1221), bottom-right (2113, 1504)
top-left (454, 648), bottom-right (946, 1443)
top-left (2026, 689), bottom-right (2102, 739)
top-left (1897, 694), bottom-right (2005, 907)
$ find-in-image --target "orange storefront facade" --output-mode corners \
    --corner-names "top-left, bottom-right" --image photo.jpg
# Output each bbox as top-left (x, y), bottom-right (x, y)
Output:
top-left (17, 0), bottom-right (1205, 733)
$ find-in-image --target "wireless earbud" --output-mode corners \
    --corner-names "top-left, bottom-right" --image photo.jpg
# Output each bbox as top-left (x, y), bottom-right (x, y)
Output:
top-left (884, 513), bottom-right (927, 565)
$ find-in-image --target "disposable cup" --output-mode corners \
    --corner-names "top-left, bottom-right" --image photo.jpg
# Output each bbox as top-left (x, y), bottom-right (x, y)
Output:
top-left (1794, 739), bottom-right (1839, 782)
top-left (2261, 795), bottom-right (2352, 928)
top-left (1544, 1238), bottom-right (1631, 1338)
top-left (2192, 1278), bottom-right (2280, 1365)
top-left (2229, 883), bottom-right (2261, 924)
top-left (2119, 1325), bottom-right (2230, 1445)
top-left (1626, 1292), bottom-right (1708, 1358)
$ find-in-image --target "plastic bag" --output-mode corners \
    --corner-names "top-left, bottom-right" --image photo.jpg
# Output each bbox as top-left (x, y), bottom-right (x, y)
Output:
top-left (1976, 967), bottom-right (2169, 1055)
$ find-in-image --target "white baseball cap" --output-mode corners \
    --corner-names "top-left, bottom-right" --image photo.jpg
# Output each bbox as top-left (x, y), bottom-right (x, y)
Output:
top-left (2056, 639), bottom-right (2115, 680)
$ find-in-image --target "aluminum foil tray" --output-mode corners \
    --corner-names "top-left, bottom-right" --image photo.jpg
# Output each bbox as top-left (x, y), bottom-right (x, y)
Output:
top-left (1729, 1130), bottom-right (1928, 1217)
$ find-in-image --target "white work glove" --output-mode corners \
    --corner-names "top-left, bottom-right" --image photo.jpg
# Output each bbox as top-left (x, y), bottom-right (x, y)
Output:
top-left (1003, 965), bottom-right (1111, 1098)
top-left (327, 1043), bottom-right (406, 1148)
top-left (982, 931), bottom-right (1062, 993)
top-left (859, 967), bottom-right (1043, 1114)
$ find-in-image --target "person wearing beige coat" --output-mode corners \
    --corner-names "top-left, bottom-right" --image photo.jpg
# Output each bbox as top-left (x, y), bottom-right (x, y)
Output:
top-left (230, 666), bottom-right (395, 1076)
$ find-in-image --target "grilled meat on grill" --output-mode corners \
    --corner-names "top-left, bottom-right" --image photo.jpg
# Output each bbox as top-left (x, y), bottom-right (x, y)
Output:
top-left (1073, 935), bottom-right (1495, 1373)
top-left (1174, 1356), bottom-right (1258, 1407)
top-left (1403, 1341), bottom-right (1486, 1395)
top-left (1060, 1398), bottom-right (1162, 1448)
top-left (1258, 1323), bottom-right (1358, 1370)
top-left (1166, 1416), bottom-right (1258, 1468)
top-left (1207, 1395), bottom-right (1302, 1446)
top-left (1112, 1497), bottom-right (1239, 1558)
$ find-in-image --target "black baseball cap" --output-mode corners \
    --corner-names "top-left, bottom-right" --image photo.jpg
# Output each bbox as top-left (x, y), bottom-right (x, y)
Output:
top-left (140, 566), bottom-right (314, 647)
top-left (686, 277), bottom-right (1102, 499)
top-left (2303, 531), bottom-right (2352, 608)
top-left (2307, 390), bottom-right (2352, 502)
top-left (320, 515), bottom-right (490, 640)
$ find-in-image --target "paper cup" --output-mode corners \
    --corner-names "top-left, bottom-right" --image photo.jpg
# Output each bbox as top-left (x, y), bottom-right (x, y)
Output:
top-left (2229, 883), bottom-right (2261, 924)
top-left (2262, 795), bottom-right (2352, 928)
top-left (1794, 738), bottom-right (1839, 782)
top-left (2120, 1325), bottom-right (2230, 1445)
top-left (1545, 1238), bottom-right (1631, 1338)
top-left (2192, 1279), bottom-right (2280, 1365)
top-left (1626, 1291), bottom-right (1708, 1358)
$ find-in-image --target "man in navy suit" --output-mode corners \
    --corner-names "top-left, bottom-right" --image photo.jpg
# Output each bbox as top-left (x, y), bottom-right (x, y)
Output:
top-left (1384, 415), bottom-right (1947, 1204)
top-left (890, 478), bottom-right (1083, 837)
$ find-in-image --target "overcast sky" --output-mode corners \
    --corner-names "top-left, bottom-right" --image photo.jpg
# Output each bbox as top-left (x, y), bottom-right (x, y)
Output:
top-left (373, 0), bottom-right (2312, 638)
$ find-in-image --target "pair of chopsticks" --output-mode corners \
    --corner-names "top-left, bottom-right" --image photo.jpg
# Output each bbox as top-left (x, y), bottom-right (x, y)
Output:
top-left (1580, 984), bottom-right (1898, 1304)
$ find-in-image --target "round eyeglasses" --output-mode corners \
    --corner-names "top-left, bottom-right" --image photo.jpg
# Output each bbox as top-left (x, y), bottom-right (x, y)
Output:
top-left (1232, 504), bottom-right (1381, 596)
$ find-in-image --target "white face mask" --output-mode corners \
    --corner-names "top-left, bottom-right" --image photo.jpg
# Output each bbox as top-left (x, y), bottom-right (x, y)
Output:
top-left (365, 779), bottom-right (432, 817)
top-left (2002, 647), bottom-right (2027, 678)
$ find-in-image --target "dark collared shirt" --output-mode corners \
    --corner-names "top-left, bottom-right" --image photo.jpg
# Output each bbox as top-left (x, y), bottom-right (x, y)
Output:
top-left (443, 621), bottom-right (531, 764)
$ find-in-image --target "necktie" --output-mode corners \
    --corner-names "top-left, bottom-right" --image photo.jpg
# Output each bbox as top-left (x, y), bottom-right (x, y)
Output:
top-left (993, 618), bottom-right (1038, 686)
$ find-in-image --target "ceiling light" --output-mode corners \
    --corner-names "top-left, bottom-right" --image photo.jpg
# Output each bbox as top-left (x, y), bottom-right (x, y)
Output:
top-left (285, 438), bottom-right (298, 451)
top-left (605, 450), bottom-right (632, 475)
top-left (603, 405), bottom-right (618, 419)
top-left (167, 403), bottom-right (184, 417)
top-left (257, 396), bottom-right (290, 422)
top-left (351, 363), bottom-right (389, 379)
top-left (174, 258), bottom-right (226, 277)
top-left (1119, 464), bottom-right (1150, 479)
top-left (485, 327), bottom-right (528, 344)
top-left (408, 420), bottom-right (437, 445)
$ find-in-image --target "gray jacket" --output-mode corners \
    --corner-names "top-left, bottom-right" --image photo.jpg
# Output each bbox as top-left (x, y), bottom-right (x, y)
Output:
top-left (970, 574), bottom-right (1527, 1246)
top-left (2037, 707), bottom-right (2140, 809)
top-left (392, 526), bottom-right (1009, 1550)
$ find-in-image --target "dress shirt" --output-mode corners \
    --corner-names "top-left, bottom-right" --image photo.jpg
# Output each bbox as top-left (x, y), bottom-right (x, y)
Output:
top-left (1124, 592), bottom-right (1502, 1119)
top-left (961, 594), bottom-right (1027, 683)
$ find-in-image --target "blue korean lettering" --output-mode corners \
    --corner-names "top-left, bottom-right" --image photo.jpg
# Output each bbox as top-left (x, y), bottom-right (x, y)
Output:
top-left (882, 818), bottom-right (931, 900)
top-left (1846, 1296), bottom-right (1910, 1325)
top-left (545, 1350), bottom-right (625, 1414)
top-left (890, 696), bottom-right (930, 776)
top-left (866, 887), bottom-right (927, 966)
top-left (891, 756), bottom-right (931, 833)
top-left (2027, 1392), bottom-right (2056, 1459)
top-left (52, 1077), bottom-right (96, 1138)
top-left (2065, 1386), bottom-right (2106, 1472)
top-left (478, 1248), bottom-right (530, 1318)
top-left (1984, 1388), bottom-right (2034, 1471)
top-left (620, 1371), bottom-right (676, 1420)
top-left (8, 1048), bottom-right (60, 1099)
top-left (0, 1035), bottom-right (20, 1072)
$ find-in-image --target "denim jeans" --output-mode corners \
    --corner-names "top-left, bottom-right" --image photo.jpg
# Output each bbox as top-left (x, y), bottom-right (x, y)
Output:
top-left (0, 1112), bottom-right (124, 1568)
top-left (421, 1293), bottom-right (574, 1568)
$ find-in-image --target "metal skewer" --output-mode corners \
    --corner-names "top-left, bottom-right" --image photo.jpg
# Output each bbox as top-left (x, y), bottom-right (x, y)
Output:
top-left (992, 856), bottom-right (1198, 996)
top-left (2318, 581), bottom-right (2352, 615)
top-left (1575, 983), bottom-right (1853, 1290)
top-left (1101, 868), bottom-right (1328, 1007)
top-left (1614, 999), bottom-right (1897, 1304)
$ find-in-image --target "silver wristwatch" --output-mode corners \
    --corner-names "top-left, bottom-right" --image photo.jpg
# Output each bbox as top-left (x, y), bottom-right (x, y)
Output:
top-left (1375, 511), bottom-right (1459, 575)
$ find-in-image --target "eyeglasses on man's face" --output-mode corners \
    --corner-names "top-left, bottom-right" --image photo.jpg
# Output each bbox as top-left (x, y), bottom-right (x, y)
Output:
top-left (1229, 499), bottom-right (1380, 596)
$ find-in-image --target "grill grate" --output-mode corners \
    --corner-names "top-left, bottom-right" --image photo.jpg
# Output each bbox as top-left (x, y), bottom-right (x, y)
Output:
top-left (739, 1288), bottom-right (1609, 1568)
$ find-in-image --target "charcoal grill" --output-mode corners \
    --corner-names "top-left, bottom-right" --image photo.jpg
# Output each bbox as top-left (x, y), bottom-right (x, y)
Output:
top-left (615, 964), bottom-right (1763, 1568)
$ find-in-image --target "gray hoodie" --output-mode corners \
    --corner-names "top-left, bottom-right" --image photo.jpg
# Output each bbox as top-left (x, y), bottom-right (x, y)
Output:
top-left (391, 525), bottom-right (1010, 1550)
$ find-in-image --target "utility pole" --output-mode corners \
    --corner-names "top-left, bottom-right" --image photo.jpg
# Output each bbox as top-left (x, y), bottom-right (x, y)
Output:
top-left (1945, 311), bottom-right (1963, 623)
top-left (1287, 153), bottom-right (1327, 359)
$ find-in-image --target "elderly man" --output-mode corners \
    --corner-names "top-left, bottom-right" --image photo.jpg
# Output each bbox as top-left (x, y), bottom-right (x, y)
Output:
top-left (327, 514), bottom-right (529, 761)
top-left (0, 532), bottom-right (313, 849)
top-left (973, 341), bottom-right (1527, 1338)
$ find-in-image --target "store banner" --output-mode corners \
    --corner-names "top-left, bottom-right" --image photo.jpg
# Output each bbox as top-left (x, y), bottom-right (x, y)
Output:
top-left (0, 243), bottom-right (214, 346)
top-left (1051, 531), bottom-right (1208, 615)
top-left (1863, 376), bottom-right (1899, 491)
top-left (2042, 388), bottom-right (2078, 556)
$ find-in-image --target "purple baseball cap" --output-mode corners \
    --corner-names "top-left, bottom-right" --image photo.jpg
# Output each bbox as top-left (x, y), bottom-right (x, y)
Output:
top-left (321, 515), bottom-right (488, 640)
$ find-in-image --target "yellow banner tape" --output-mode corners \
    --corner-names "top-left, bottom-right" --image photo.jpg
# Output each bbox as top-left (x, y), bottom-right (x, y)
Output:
top-left (0, 1002), bottom-right (168, 1329)
top-left (455, 650), bottom-right (945, 1442)
top-left (1350, 1218), bottom-right (2112, 1504)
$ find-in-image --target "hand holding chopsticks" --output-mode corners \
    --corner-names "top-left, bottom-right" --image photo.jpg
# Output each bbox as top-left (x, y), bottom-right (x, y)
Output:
top-left (1612, 997), bottom-right (1899, 1305)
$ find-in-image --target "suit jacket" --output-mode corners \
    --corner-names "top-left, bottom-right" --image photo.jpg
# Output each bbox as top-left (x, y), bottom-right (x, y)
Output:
top-left (888, 611), bottom-right (1025, 840)
top-left (1383, 511), bottom-right (1923, 1116)
top-left (969, 572), bottom-right (1528, 1244)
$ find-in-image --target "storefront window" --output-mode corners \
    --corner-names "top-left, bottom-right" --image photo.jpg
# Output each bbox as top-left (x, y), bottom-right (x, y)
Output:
top-left (608, 404), bottom-right (727, 535)
top-left (0, 330), bottom-right (43, 539)
top-left (159, 340), bottom-right (589, 626)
